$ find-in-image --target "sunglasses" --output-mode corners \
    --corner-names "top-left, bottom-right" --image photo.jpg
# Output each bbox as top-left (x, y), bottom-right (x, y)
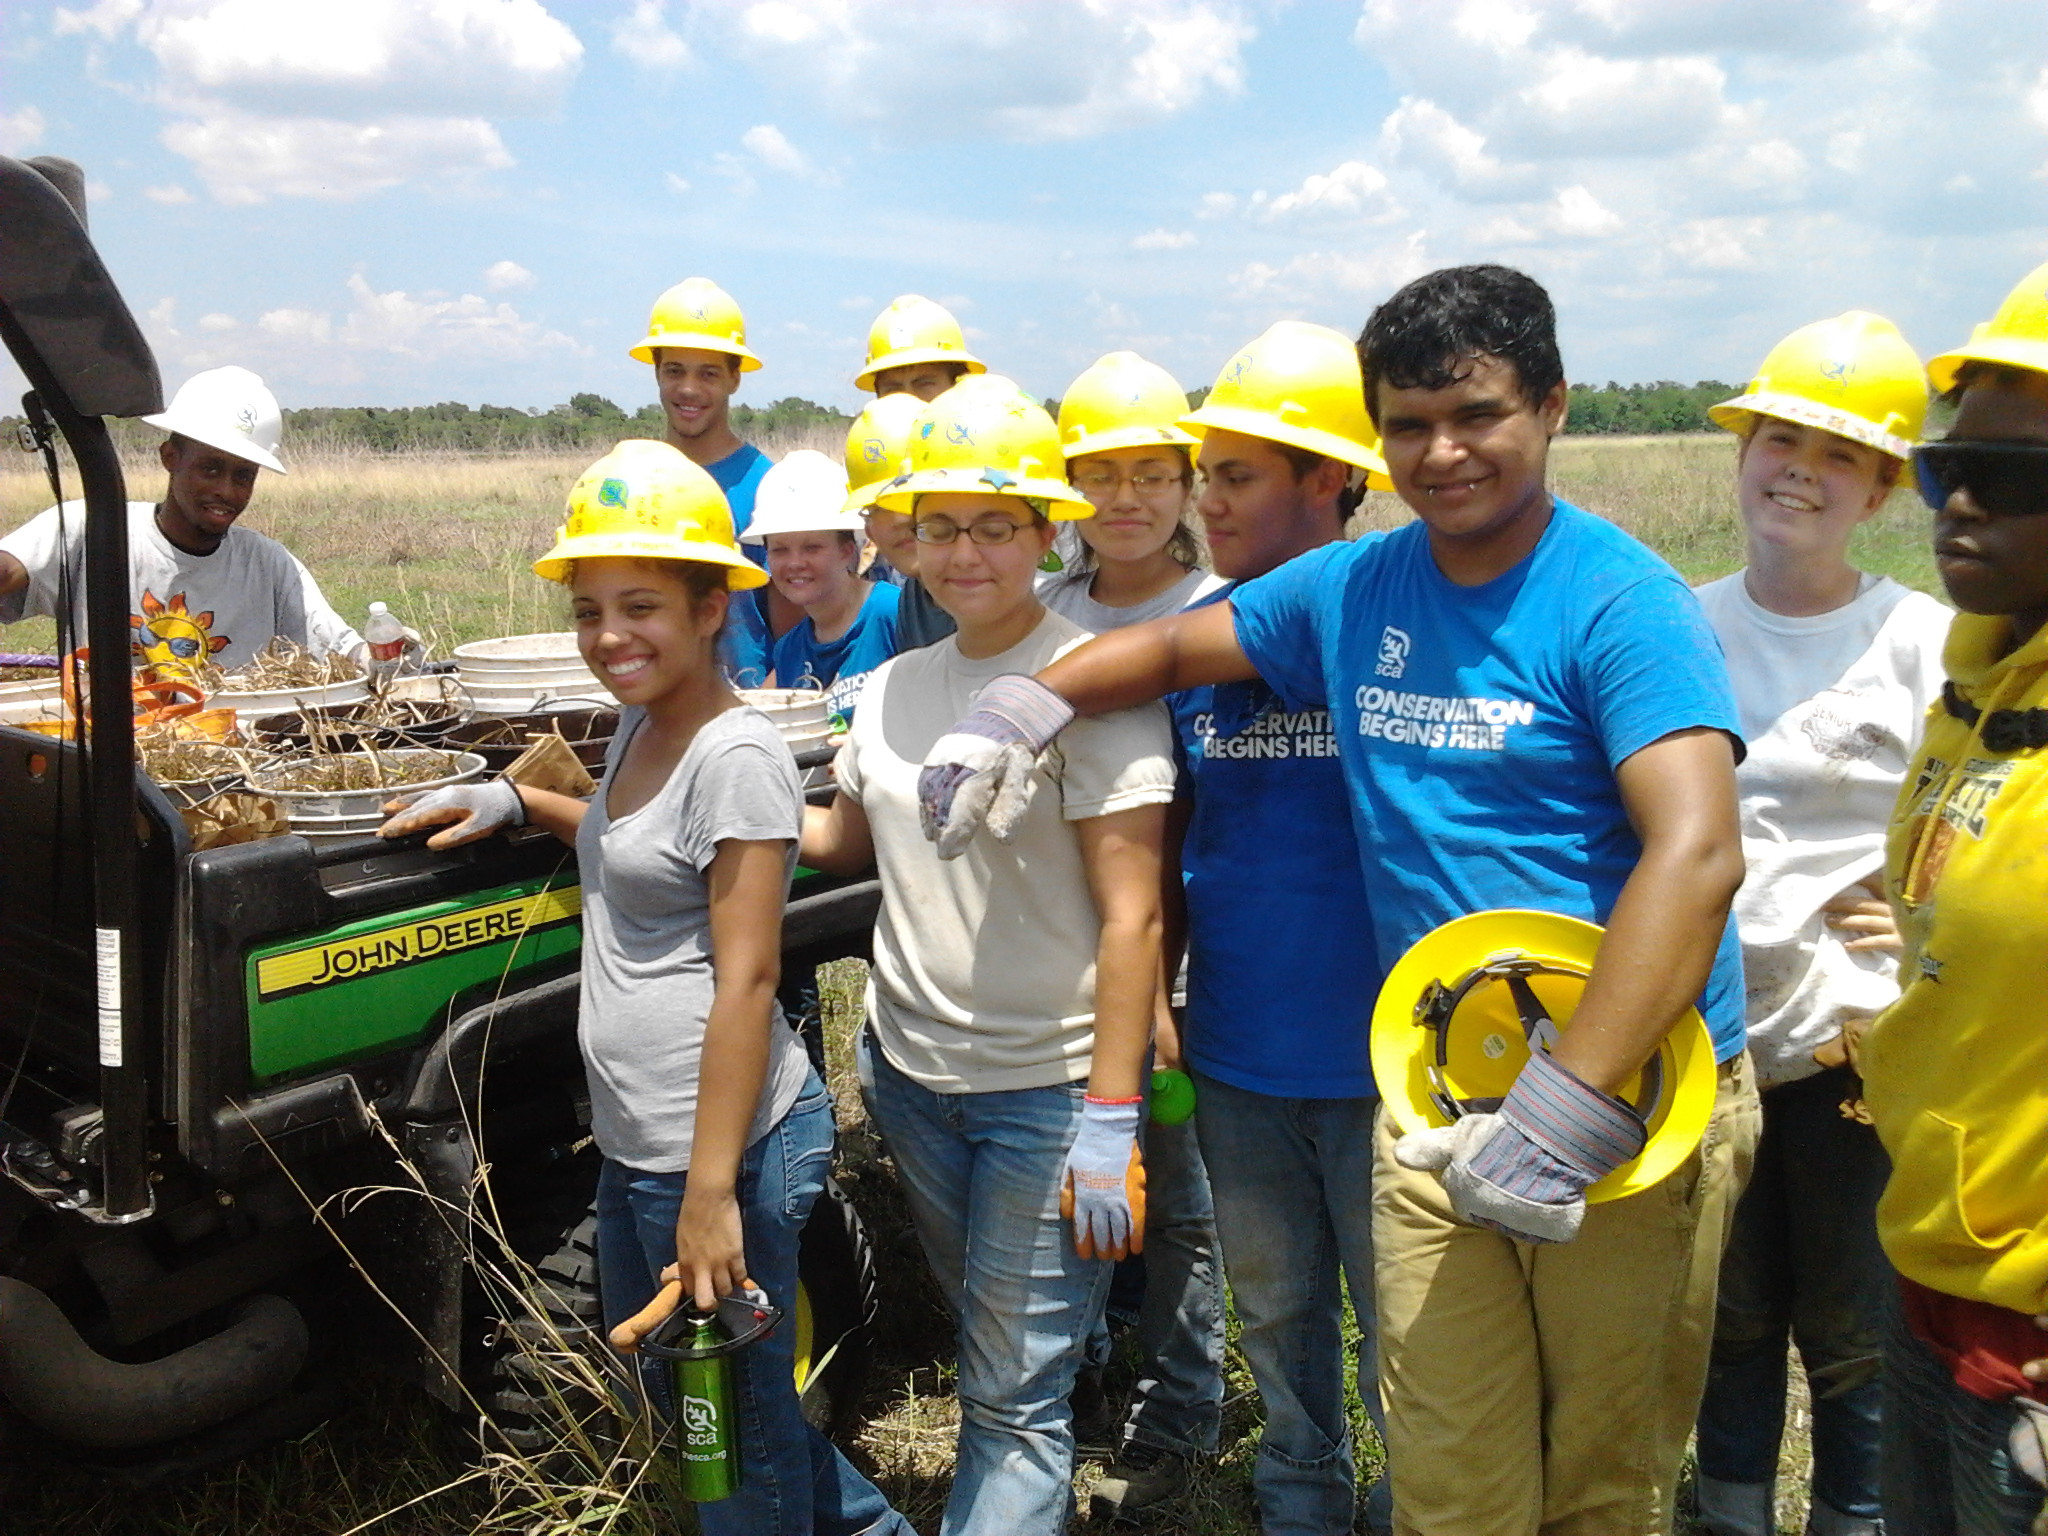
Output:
top-left (1912, 441), bottom-right (2048, 517)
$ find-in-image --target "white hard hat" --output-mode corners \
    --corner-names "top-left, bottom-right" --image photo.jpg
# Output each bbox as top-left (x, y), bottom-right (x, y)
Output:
top-left (740, 449), bottom-right (863, 542)
top-left (141, 365), bottom-right (288, 475)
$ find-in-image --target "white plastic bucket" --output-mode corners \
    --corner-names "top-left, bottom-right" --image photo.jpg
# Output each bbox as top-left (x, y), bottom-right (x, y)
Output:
top-left (218, 676), bottom-right (371, 724)
top-left (0, 674), bottom-right (62, 707)
top-left (454, 633), bottom-right (602, 698)
top-left (739, 689), bottom-right (830, 741)
top-left (0, 695), bottom-right (65, 726)
top-left (466, 689), bottom-right (614, 717)
top-left (251, 749), bottom-right (486, 819)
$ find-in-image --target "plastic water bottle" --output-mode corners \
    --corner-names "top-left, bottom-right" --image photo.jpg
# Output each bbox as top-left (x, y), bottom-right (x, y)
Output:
top-left (364, 601), bottom-right (407, 686)
top-left (668, 1310), bottom-right (740, 1501)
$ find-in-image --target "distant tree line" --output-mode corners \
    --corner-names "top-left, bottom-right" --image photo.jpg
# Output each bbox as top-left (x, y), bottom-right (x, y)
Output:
top-left (3, 380), bottom-right (1739, 461)
top-left (1562, 381), bottom-right (1738, 435)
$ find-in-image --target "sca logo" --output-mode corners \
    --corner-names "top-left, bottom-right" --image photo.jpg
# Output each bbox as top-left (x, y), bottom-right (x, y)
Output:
top-left (1375, 625), bottom-right (1411, 679)
top-left (680, 1394), bottom-right (719, 1438)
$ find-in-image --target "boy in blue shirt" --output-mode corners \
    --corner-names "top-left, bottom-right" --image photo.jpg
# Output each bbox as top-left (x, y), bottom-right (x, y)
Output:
top-left (629, 276), bottom-right (779, 684)
top-left (1135, 321), bottom-right (1396, 1534)
top-left (917, 266), bottom-right (1761, 1534)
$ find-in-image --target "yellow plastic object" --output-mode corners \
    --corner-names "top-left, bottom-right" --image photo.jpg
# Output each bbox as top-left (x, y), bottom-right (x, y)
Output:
top-left (533, 439), bottom-right (768, 589)
top-left (870, 375), bottom-right (1095, 521)
top-left (1370, 909), bottom-right (1717, 1204)
top-left (1182, 321), bottom-right (1393, 489)
top-left (853, 295), bottom-right (986, 392)
top-left (1927, 258), bottom-right (2048, 392)
top-left (628, 277), bottom-right (762, 370)
top-left (1708, 311), bottom-right (1927, 460)
top-left (1058, 351), bottom-right (1199, 460)
top-left (841, 392), bottom-right (927, 515)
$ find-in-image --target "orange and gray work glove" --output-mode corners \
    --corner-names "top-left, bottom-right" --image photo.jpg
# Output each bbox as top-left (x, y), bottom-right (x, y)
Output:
top-left (379, 778), bottom-right (525, 849)
top-left (917, 674), bottom-right (1074, 859)
top-left (1393, 1048), bottom-right (1645, 1245)
top-left (1060, 1096), bottom-right (1146, 1261)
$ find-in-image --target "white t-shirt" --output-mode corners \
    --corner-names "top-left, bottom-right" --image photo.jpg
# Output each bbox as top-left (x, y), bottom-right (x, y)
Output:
top-left (835, 608), bottom-right (1178, 1094)
top-left (1037, 565), bottom-right (1226, 633)
top-left (1693, 571), bottom-right (1951, 1087)
top-left (0, 501), bottom-right (363, 676)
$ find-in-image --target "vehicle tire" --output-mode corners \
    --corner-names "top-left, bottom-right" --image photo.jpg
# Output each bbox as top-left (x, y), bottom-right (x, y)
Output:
top-left (795, 1176), bottom-right (877, 1436)
top-left (480, 1156), bottom-right (625, 1468)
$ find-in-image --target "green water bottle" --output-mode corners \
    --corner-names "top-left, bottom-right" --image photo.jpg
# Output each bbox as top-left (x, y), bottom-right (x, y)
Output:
top-left (1150, 1068), bottom-right (1197, 1126)
top-left (641, 1290), bottom-right (782, 1503)
top-left (669, 1309), bottom-right (739, 1501)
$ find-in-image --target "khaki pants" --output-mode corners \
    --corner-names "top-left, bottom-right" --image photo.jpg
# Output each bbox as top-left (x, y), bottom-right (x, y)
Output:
top-left (1373, 1051), bottom-right (1761, 1536)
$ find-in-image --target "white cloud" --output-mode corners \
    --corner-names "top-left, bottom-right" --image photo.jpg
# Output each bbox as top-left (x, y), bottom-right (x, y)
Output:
top-left (1259, 160), bottom-right (1399, 221)
top-left (1132, 228), bottom-right (1197, 251)
top-left (1196, 191), bottom-right (1238, 219)
top-left (1229, 234), bottom-right (1432, 301)
top-left (1378, 97), bottom-right (1535, 198)
top-left (483, 259), bottom-right (534, 292)
top-left (663, 172), bottom-right (692, 194)
top-left (1548, 183), bottom-right (1621, 239)
top-left (723, 0), bottom-right (1254, 142)
top-left (162, 111), bottom-right (514, 204)
top-left (197, 312), bottom-right (237, 331)
top-left (143, 182), bottom-right (194, 204)
top-left (0, 105), bottom-right (45, 155)
top-left (613, 0), bottom-right (692, 69)
top-left (742, 123), bottom-right (811, 176)
top-left (1666, 215), bottom-right (1767, 271)
top-left (76, 0), bottom-right (580, 202)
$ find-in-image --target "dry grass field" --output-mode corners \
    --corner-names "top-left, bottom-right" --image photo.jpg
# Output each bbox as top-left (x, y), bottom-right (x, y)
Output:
top-left (0, 434), bottom-right (1929, 1534)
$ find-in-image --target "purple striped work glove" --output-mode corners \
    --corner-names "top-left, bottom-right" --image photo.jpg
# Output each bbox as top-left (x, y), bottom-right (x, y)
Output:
top-left (1393, 1048), bottom-right (1645, 1244)
top-left (916, 674), bottom-right (1075, 860)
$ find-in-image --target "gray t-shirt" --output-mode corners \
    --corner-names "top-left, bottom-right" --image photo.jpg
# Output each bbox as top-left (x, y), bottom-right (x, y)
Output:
top-left (1037, 565), bottom-right (1226, 633)
top-left (0, 501), bottom-right (363, 673)
top-left (575, 704), bottom-right (810, 1172)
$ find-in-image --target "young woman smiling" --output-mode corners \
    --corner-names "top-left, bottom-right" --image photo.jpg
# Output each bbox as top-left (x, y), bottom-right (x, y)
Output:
top-left (1687, 313), bottom-right (1950, 1536)
top-left (744, 449), bottom-right (899, 720)
top-left (802, 378), bottom-right (1176, 1536)
top-left (1041, 353), bottom-right (1222, 633)
top-left (380, 440), bottom-right (910, 1536)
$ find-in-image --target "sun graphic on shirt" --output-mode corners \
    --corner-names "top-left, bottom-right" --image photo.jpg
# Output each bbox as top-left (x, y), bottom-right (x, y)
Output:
top-left (130, 589), bottom-right (228, 683)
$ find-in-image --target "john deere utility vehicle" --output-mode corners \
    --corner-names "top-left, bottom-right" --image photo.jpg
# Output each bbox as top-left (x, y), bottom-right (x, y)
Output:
top-left (0, 154), bottom-right (881, 1475)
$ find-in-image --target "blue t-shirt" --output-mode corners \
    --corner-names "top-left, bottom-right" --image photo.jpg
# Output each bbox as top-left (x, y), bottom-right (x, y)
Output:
top-left (707, 443), bottom-right (774, 687)
top-left (1230, 501), bottom-right (1747, 1062)
top-left (1171, 577), bottom-right (1381, 1098)
top-left (771, 581), bottom-right (900, 720)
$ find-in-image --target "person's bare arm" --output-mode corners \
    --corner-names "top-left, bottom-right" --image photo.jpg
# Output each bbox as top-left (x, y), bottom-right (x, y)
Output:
top-left (674, 836), bottom-right (788, 1310)
top-left (0, 551), bottom-right (27, 603)
top-left (1154, 797), bottom-right (1193, 1070)
top-left (1076, 804), bottom-right (1169, 1102)
top-left (1546, 727), bottom-right (1745, 1096)
top-left (515, 785), bottom-right (588, 845)
top-left (801, 792), bottom-right (874, 876)
top-left (1039, 602), bottom-right (1259, 715)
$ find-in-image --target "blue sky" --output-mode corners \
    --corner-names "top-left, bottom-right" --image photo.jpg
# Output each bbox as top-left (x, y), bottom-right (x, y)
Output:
top-left (5, 0), bottom-right (2047, 416)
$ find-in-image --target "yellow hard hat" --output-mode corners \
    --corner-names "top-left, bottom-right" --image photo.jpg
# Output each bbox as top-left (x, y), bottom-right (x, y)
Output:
top-left (1058, 351), bottom-right (1199, 460)
top-left (1708, 311), bottom-right (1926, 460)
top-left (872, 374), bottom-right (1094, 521)
top-left (1927, 258), bottom-right (2048, 393)
top-left (1182, 322), bottom-right (1393, 489)
top-left (842, 391), bottom-right (926, 515)
top-left (854, 294), bottom-right (986, 392)
top-left (1370, 910), bottom-right (1717, 1204)
top-left (534, 439), bottom-right (768, 589)
top-left (628, 277), bottom-right (762, 370)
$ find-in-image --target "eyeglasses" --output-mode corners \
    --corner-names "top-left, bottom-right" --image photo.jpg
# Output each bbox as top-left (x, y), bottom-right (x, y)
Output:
top-left (914, 516), bottom-right (1031, 545)
top-left (1071, 469), bottom-right (1186, 498)
top-left (1913, 441), bottom-right (2048, 517)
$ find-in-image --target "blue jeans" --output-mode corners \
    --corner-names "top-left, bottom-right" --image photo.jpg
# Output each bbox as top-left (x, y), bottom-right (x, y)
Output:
top-left (594, 1077), bottom-right (911, 1536)
top-left (1697, 1067), bottom-right (1890, 1520)
top-left (1194, 1071), bottom-right (1391, 1536)
top-left (1881, 1289), bottom-right (2045, 1536)
top-left (862, 1031), bottom-right (1111, 1536)
top-left (1113, 1114), bottom-right (1226, 1456)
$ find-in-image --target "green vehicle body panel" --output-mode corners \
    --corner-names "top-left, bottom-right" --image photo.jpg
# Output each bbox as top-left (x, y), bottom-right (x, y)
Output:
top-left (244, 876), bottom-right (584, 1081)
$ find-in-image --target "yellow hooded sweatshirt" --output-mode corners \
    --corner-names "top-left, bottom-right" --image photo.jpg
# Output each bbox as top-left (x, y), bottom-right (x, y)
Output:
top-left (1865, 610), bottom-right (2048, 1313)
